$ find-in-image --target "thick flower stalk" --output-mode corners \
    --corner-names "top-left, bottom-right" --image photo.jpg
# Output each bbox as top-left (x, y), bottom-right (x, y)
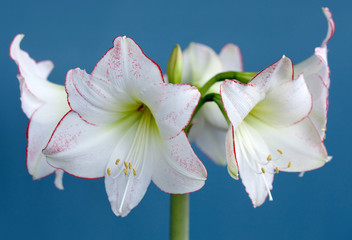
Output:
top-left (295, 7), bottom-right (335, 141)
top-left (221, 56), bottom-right (330, 207)
top-left (182, 43), bottom-right (243, 165)
top-left (43, 36), bottom-right (207, 217)
top-left (10, 34), bottom-right (69, 189)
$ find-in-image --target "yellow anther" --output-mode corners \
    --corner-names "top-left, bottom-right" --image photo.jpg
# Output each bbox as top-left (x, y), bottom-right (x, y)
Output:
top-left (128, 162), bottom-right (132, 169)
top-left (267, 154), bottom-right (272, 161)
top-left (124, 162), bottom-right (128, 168)
top-left (323, 134), bottom-right (326, 140)
top-left (124, 169), bottom-right (128, 175)
top-left (107, 168), bottom-right (111, 176)
top-left (277, 149), bottom-right (283, 154)
top-left (288, 161), bottom-right (292, 168)
top-left (275, 167), bottom-right (279, 174)
top-left (133, 168), bottom-right (137, 176)
top-left (115, 159), bottom-right (120, 165)
top-left (261, 168), bottom-right (266, 173)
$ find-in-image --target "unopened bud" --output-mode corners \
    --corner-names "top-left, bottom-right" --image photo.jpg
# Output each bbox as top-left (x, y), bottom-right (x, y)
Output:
top-left (167, 44), bottom-right (183, 84)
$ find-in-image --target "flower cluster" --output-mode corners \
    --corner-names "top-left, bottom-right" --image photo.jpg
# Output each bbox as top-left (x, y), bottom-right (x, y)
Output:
top-left (10, 8), bottom-right (334, 215)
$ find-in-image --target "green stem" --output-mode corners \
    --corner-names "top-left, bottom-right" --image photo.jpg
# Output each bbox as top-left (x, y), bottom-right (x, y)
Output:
top-left (184, 93), bottom-right (216, 134)
top-left (170, 194), bottom-right (189, 240)
top-left (199, 71), bottom-right (256, 95)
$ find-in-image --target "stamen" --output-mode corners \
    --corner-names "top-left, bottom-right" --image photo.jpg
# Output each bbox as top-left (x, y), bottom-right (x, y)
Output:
top-left (124, 169), bottom-right (128, 175)
top-left (128, 162), bottom-right (132, 169)
top-left (124, 162), bottom-right (128, 168)
top-left (107, 168), bottom-right (111, 176)
top-left (267, 154), bottom-right (272, 161)
top-left (288, 161), bottom-right (292, 168)
top-left (137, 104), bottom-right (145, 112)
top-left (133, 168), bottom-right (137, 176)
top-left (277, 149), bottom-right (283, 154)
top-left (275, 167), bottom-right (279, 174)
top-left (261, 168), bottom-right (266, 174)
top-left (115, 159), bottom-right (120, 165)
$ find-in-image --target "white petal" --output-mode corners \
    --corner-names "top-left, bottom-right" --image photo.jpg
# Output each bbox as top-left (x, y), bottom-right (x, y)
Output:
top-left (245, 115), bottom-right (328, 172)
top-left (219, 43), bottom-right (244, 72)
top-left (189, 110), bottom-right (227, 165)
top-left (234, 121), bottom-right (274, 207)
top-left (140, 83), bottom-right (200, 139)
top-left (221, 79), bottom-right (264, 129)
top-left (152, 132), bottom-right (207, 194)
top-left (91, 36), bottom-right (164, 97)
top-left (54, 170), bottom-right (64, 190)
top-left (105, 164), bottom-right (152, 217)
top-left (66, 68), bottom-right (134, 125)
top-left (252, 74), bottom-right (312, 127)
top-left (44, 111), bottom-right (122, 179)
top-left (27, 101), bottom-right (69, 180)
top-left (182, 43), bottom-right (223, 88)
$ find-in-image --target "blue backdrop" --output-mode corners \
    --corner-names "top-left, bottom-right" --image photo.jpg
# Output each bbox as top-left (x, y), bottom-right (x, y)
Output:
top-left (1, 0), bottom-right (350, 239)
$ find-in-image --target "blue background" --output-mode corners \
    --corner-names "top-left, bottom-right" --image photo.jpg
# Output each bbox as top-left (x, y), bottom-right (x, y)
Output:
top-left (1, 0), bottom-right (350, 239)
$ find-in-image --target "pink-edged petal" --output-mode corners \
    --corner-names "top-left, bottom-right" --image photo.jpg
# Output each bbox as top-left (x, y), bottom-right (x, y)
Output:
top-left (221, 57), bottom-right (300, 129)
top-left (188, 109), bottom-right (227, 166)
top-left (18, 76), bottom-right (42, 118)
top-left (105, 164), bottom-right (152, 217)
top-left (152, 132), bottom-right (207, 194)
top-left (219, 43), bottom-right (244, 72)
top-left (44, 111), bottom-right (120, 179)
top-left (182, 42), bottom-right (223, 88)
top-left (10, 35), bottom-right (65, 107)
top-left (245, 115), bottom-right (328, 172)
top-left (225, 126), bottom-right (238, 179)
top-left (27, 101), bottom-right (69, 180)
top-left (234, 121), bottom-right (274, 207)
top-left (66, 68), bottom-right (135, 125)
top-left (91, 36), bottom-right (164, 95)
top-left (252, 74), bottom-right (312, 127)
top-left (54, 170), bottom-right (64, 190)
top-left (221, 80), bottom-right (263, 129)
top-left (140, 83), bottom-right (200, 140)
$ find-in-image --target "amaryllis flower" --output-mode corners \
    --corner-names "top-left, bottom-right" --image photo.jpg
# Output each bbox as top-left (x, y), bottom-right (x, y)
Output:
top-left (295, 7), bottom-right (335, 140)
top-left (221, 56), bottom-right (330, 207)
top-left (10, 34), bottom-right (69, 189)
top-left (43, 36), bottom-right (207, 217)
top-left (182, 42), bottom-right (243, 165)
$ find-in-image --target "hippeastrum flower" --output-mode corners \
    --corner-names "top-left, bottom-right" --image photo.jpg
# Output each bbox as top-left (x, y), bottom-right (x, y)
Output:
top-left (182, 42), bottom-right (243, 165)
top-left (43, 36), bottom-right (207, 217)
top-left (221, 56), bottom-right (330, 207)
top-left (10, 34), bottom-right (69, 189)
top-left (294, 7), bottom-right (335, 141)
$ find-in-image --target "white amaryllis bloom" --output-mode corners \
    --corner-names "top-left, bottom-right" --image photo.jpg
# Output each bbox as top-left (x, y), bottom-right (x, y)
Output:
top-left (221, 56), bottom-right (330, 207)
top-left (43, 36), bottom-right (207, 217)
top-left (295, 7), bottom-right (335, 140)
top-left (182, 43), bottom-right (243, 165)
top-left (10, 34), bottom-right (69, 189)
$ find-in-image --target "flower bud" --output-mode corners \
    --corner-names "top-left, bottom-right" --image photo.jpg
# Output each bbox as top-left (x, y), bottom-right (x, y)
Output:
top-left (167, 44), bottom-right (183, 84)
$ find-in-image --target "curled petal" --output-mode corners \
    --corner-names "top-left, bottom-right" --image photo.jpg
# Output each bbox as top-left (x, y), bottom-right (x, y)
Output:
top-left (54, 170), bottom-right (64, 190)
top-left (225, 126), bottom-right (239, 179)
